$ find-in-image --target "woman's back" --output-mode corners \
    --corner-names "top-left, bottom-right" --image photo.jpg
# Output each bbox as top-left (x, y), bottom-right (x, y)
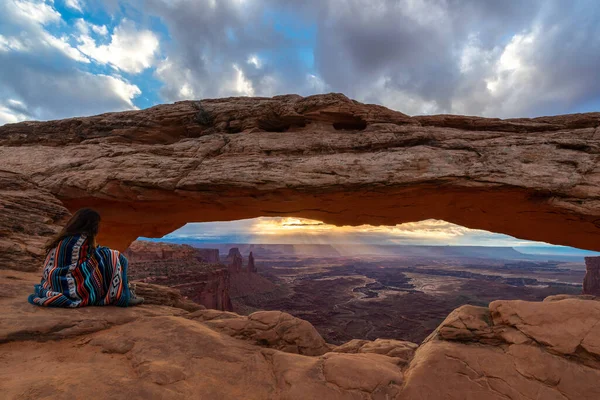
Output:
top-left (29, 210), bottom-right (137, 307)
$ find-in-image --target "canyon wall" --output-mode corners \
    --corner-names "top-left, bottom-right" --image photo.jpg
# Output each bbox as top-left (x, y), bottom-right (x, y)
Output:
top-left (126, 241), bottom-right (233, 311)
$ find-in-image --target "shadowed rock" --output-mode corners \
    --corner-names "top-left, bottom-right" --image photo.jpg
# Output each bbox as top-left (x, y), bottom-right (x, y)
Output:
top-left (584, 257), bottom-right (600, 296)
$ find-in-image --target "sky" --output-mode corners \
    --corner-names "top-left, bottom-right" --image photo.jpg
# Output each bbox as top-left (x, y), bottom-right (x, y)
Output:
top-left (2, 0), bottom-right (600, 248)
top-left (161, 217), bottom-right (600, 253)
top-left (1, 0), bottom-right (600, 125)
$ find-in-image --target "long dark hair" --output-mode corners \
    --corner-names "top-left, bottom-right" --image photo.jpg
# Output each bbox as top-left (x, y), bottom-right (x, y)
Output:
top-left (45, 208), bottom-right (101, 252)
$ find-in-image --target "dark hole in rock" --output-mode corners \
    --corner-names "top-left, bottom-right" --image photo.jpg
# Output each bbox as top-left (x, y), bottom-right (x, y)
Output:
top-left (259, 117), bottom-right (307, 132)
top-left (556, 142), bottom-right (592, 152)
top-left (333, 118), bottom-right (367, 131)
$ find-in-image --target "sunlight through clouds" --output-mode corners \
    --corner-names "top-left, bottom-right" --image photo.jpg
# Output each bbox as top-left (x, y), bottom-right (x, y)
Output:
top-left (251, 217), bottom-right (484, 240)
top-left (164, 217), bottom-right (551, 247)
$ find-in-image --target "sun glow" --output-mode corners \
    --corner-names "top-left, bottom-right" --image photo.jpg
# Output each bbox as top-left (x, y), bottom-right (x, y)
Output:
top-left (250, 217), bottom-right (482, 240)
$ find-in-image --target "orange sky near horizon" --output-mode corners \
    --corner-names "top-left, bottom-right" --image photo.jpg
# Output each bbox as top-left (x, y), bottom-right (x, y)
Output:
top-left (164, 217), bottom-right (555, 247)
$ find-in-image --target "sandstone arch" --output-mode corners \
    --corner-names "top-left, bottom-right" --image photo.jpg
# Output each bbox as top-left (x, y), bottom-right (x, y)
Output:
top-left (1, 93), bottom-right (599, 252)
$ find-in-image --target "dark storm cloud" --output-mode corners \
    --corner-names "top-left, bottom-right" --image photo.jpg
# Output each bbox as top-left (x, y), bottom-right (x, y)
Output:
top-left (2, 0), bottom-right (599, 123)
top-left (144, 0), bottom-right (600, 117)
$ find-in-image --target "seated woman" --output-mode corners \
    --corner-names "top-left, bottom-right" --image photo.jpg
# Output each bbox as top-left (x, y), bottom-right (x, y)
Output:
top-left (29, 208), bottom-right (144, 307)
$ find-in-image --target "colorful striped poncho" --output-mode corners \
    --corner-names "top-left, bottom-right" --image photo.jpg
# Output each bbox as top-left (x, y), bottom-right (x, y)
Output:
top-left (29, 234), bottom-right (131, 307)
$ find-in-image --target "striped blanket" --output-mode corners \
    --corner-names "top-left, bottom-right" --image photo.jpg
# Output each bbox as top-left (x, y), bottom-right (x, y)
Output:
top-left (29, 234), bottom-right (131, 307)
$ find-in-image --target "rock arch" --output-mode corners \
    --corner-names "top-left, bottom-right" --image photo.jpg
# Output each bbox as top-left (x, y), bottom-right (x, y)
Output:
top-left (1, 93), bottom-right (599, 252)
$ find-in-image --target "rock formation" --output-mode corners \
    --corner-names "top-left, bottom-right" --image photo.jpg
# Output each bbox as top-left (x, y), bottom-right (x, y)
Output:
top-left (124, 241), bottom-right (219, 263)
top-left (3, 268), bottom-right (600, 399)
top-left (226, 247), bottom-right (243, 273)
top-left (333, 338), bottom-right (418, 366)
top-left (188, 309), bottom-right (331, 356)
top-left (0, 171), bottom-right (69, 272)
top-left (247, 251), bottom-right (257, 273)
top-left (126, 241), bottom-right (233, 311)
top-left (1, 93), bottom-right (599, 253)
top-left (400, 297), bottom-right (600, 399)
top-left (584, 257), bottom-right (600, 295)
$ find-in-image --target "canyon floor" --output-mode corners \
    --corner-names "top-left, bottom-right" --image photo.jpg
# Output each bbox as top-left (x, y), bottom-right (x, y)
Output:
top-left (227, 248), bottom-right (584, 344)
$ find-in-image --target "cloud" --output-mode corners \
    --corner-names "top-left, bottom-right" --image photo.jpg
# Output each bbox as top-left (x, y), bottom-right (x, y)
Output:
top-left (65, 0), bottom-right (84, 13)
top-left (139, 0), bottom-right (600, 117)
top-left (76, 19), bottom-right (160, 74)
top-left (164, 217), bottom-right (552, 246)
top-left (0, 0), bottom-right (142, 123)
top-left (75, 18), bottom-right (108, 36)
top-left (2, 0), bottom-right (600, 124)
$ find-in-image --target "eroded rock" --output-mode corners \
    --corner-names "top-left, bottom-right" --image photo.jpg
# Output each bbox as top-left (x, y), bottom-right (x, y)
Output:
top-left (584, 257), bottom-right (600, 296)
top-left (188, 309), bottom-right (331, 356)
top-left (333, 338), bottom-right (418, 366)
top-left (0, 171), bottom-right (69, 272)
top-left (1, 94), bottom-right (599, 252)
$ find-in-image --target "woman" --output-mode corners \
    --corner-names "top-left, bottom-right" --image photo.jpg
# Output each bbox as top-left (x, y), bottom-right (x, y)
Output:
top-left (29, 208), bottom-right (144, 307)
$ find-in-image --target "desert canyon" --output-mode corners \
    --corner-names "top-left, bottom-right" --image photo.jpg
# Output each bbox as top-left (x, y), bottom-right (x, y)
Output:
top-left (2, 94), bottom-right (600, 399)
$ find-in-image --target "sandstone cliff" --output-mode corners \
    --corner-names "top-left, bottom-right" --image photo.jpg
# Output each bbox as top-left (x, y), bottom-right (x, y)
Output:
top-left (126, 241), bottom-right (233, 311)
top-left (0, 94), bottom-right (599, 253)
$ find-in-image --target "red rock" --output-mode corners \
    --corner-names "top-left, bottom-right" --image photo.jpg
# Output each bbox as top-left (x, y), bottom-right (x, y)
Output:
top-left (247, 251), bottom-right (257, 273)
top-left (226, 247), bottom-right (243, 274)
top-left (125, 241), bottom-right (233, 311)
top-left (0, 94), bottom-right (599, 254)
top-left (583, 257), bottom-right (600, 296)
top-left (0, 171), bottom-right (69, 272)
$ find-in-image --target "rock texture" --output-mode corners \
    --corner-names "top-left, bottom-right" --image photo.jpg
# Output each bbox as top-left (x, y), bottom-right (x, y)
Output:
top-left (0, 171), bottom-right (69, 272)
top-left (188, 309), bottom-right (331, 356)
top-left (126, 241), bottom-right (233, 311)
top-left (125, 241), bottom-right (219, 263)
top-left (0, 270), bottom-right (405, 399)
top-left (401, 297), bottom-right (600, 399)
top-left (1, 93), bottom-right (600, 252)
top-left (226, 247), bottom-right (243, 273)
top-left (333, 339), bottom-right (418, 366)
top-left (247, 251), bottom-right (256, 273)
top-left (3, 269), bottom-right (600, 399)
top-left (131, 282), bottom-right (205, 312)
top-left (584, 257), bottom-right (600, 296)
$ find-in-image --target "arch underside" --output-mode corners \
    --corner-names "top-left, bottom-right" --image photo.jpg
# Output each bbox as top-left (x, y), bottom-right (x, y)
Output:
top-left (61, 183), bottom-right (600, 252)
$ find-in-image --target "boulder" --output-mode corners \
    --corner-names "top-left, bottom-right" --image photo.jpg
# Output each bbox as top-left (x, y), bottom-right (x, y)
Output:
top-left (188, 309), bottom-right (331, 356)
top-left (333, 338), bottom-right (418, 366)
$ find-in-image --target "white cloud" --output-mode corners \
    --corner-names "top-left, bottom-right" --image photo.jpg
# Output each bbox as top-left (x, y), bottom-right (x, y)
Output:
top-left (0, 0), bottom-right (88, 61)
top-left (12, 0), bottom-right (61, 25)
top-left (77, 19), bottom-right (160, 74)
top-left (104, 74), bottom-right (142, 107)
top-left (247, 54), bottom-right (261, 68)
top-left (0, 35), bottom-right (28, 52)
top-left (65, 0), bottom-right (84, 13)
top-left (0, 99), bottom-right (30, 125)
top-left (229, 64), bottom-right (254, 96)
top-left (42, 31), bottom-right (89, 62)
top-left (0, 0), bottom-right (144, 124)
top-left (74, 18), bottom-right (108, 36)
